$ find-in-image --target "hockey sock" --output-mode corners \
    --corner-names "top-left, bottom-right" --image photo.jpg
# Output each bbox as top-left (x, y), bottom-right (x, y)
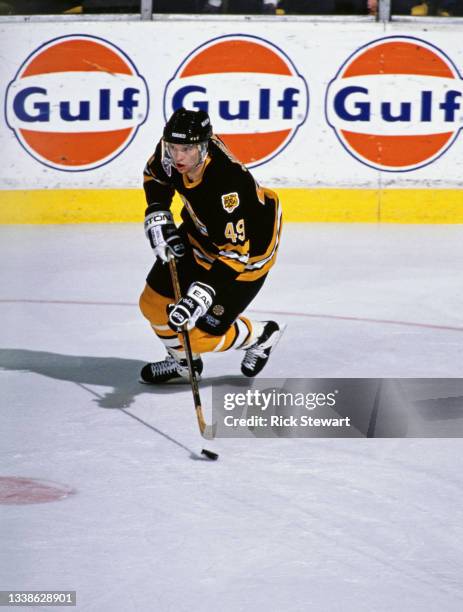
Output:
top-left (234, 317), bottom-right (265, 349)
top-left (140, 284), bottom-right (265, 356)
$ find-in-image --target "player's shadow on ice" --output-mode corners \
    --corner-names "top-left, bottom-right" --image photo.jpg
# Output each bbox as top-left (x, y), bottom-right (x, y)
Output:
top-left (0, 348), bottom-right (234, 461)
top-left (0, 348), bottom-right (240, 410)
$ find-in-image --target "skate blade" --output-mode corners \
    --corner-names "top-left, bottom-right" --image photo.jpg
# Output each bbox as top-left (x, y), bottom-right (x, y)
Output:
top-left (138, 374), bottom-right (202, 385)
top-left (264, 323), bottom-right (287, 353)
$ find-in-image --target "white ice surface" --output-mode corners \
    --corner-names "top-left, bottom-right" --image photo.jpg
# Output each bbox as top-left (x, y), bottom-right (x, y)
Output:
top-left (1, 223), bottom-right (463, 611)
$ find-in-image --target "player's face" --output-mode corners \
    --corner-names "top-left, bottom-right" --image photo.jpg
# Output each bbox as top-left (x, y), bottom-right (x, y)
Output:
top-left (166, 143), bottom-right (200, 174)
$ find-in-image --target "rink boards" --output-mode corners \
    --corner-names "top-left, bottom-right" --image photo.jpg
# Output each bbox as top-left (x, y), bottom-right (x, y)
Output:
top-left (1, 187), bottom-right (462, 224)
top-left (0, 18), bottom-right (462, 223)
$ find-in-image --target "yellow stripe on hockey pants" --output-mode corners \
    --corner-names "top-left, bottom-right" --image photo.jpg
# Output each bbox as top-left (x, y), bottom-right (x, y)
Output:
top-left (139, 284), bottom-right (247, 354)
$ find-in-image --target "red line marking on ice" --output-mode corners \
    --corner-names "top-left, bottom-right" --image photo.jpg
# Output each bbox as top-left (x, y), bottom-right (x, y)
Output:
top-left (1, 298), bottom-right (136, 307)
top-left (0, 476), bottom-right (75, 505)
top-left (252, 308), bottom-right (463, 333)
top-left (1, 298), bottom-right (462, 333)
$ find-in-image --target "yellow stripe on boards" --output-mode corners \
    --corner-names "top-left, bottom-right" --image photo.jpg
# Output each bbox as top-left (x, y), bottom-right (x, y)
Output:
top-left (280, 188), bottom-right (379, 223)
top-left (0, 188), bottom-right (462, 224)
top-left (0, 189), bottom-right (146, 224)
top-left (380, 189), bottom-right (463, 224)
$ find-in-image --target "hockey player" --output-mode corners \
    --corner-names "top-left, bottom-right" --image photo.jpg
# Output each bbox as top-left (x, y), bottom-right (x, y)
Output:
top-left (139, 107), bottom-right (284, 384)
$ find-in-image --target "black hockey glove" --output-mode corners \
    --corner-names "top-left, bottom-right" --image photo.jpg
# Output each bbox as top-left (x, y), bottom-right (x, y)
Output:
top-left (168, 282), bottom-right (215, 331)
top-left (144, 210), bottom-right (185, 263)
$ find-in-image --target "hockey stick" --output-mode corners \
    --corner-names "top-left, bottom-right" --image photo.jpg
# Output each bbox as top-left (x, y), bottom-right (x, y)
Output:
top-left (168, 258), bottom-right (218, 454)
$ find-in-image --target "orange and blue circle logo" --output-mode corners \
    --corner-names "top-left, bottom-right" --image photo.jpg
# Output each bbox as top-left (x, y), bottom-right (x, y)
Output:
top-left (326, 36), bottom-right (463, 172)
top-left (5, 34), bottom-right (149, 171)
top-left (164, 34), bottom-right (309, 167)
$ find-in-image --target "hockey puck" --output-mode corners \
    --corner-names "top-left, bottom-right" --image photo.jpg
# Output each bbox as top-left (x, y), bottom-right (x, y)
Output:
top-left (201, 448), bottom-right (219, 461)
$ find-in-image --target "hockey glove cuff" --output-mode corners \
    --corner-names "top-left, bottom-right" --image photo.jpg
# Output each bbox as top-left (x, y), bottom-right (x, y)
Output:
top-left (168, 282), bottom-right (215, 331)
top-left (144, 210), bottom-right (185, 263)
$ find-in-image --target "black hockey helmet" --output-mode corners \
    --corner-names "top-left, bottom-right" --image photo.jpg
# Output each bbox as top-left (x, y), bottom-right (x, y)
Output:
top-left (163, 108), bottom-right (212, 145)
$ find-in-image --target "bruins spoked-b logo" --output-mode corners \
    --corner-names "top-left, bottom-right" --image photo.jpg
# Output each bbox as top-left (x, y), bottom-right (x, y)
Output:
top-left (212, 304), bottom-right (225, 316)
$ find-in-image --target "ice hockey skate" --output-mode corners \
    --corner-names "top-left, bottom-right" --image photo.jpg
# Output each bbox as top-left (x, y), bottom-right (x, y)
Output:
top-left (139, 353), bottom-right (203, 384)
top-left (241, 321), bottom-right (285, 377)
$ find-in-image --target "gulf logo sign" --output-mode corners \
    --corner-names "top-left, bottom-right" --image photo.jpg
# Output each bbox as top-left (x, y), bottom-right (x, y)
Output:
top-left (164, 34), bottom-right (308, 167)
top-left (326, 36), bottom-right (462, 172)
top-left (5, 34), bottom-right (149, 171)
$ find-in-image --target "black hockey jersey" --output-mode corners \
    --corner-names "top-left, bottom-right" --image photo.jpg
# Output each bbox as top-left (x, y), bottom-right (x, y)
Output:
top-left (143, 135), bottom-right (282, 287)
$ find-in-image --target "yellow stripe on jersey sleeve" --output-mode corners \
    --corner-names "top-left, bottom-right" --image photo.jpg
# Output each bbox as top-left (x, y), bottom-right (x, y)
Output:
top-left (216, 240), bottom-right (250, 272)
top-left (215, 240), bottom-right (249, 256)
top-left (217, 254), bottom-right (246, 273)
top-left (247, 199), bottom-right (281, 264)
